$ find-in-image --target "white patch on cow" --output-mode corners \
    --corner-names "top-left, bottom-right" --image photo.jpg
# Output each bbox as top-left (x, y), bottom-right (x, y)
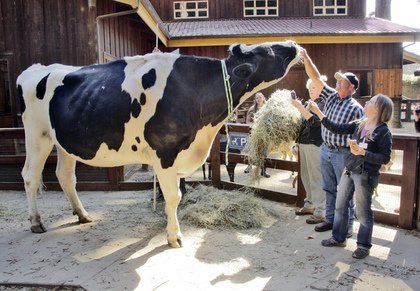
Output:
top-left (172, 122), bottom-right (222, 177)
top-left (229, 40), bottom-right (297, 54)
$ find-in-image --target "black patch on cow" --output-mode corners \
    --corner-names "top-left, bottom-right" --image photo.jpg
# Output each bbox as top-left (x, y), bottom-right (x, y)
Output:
top-left (140, 93), bottom-right (146, 105)
top-left (144, 45), bottom-right (297, 169)
top-left (131, 99), bottom-right (141, 118)
top-left (131, 145), bottom-right (137, 151)
top-left (135, 136), bottom-right (140, 143)
top-left (247, 45), bottom-right (297, 92)
top-left (142, 68), bottom-right (156, 90)
top-left (17, 85), bottom-right (25, 113)
top-left (36, 73), bottom-right (50, 100)
top-left (144, 56), bottom-right (231, 169)
top-left (49, 60), bottom-right (132, 160)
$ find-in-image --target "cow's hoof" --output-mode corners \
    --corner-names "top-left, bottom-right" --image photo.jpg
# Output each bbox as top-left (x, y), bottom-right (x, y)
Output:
top-left (31, 223), bottom-right (47, 233)
top-left (78, 215), bottom-right (93, 224)
top-left (167, 235), bottom-right (183, 248)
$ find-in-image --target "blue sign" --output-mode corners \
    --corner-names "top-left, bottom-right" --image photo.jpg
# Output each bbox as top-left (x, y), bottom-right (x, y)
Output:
top-left (228, 132), bottom-right (249, 150)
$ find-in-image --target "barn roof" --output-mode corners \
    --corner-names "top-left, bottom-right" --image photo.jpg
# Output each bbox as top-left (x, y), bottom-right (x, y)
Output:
top-left (165, 17), bottom-right (419, 39)
top-left (115, 0), bottom-right (420, 48)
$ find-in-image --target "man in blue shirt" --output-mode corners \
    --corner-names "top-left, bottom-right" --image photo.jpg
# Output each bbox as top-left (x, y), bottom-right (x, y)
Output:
top-left (300, 49), bottom-right (364, 236)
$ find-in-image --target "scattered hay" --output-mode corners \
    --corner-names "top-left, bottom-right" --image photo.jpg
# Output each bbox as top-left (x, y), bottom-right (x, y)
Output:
top-left (247, 89), bottom-right (302, 181)
top-left (178, 184), bottom-right (278, 230)
top-left (0, 204), bottom-right (14, 217)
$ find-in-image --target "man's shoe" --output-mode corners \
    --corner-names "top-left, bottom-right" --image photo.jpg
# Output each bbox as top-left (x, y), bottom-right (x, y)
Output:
top-left (352, 247), bottom-right (369, 259)
top-left (295, 207), bottom-right (315, 216)
top-left (314, 221), bottom-right (333, 232)
top-left (306, 215), bottom-right (324, 224)
top-left (321, 237), bottom-right (346, 247)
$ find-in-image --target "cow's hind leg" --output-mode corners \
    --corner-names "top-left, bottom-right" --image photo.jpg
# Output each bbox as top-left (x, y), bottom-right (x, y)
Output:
top-left (156, 169), bottom-right (183, 248)
top-left (22, 133), bottom-right (53, 233)
top-left (56, 147), bottom-right (92, 223)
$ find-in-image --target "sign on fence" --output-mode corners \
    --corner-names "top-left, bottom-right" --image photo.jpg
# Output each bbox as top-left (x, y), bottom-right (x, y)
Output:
top-left (228, 132), bottom-right (249, 150)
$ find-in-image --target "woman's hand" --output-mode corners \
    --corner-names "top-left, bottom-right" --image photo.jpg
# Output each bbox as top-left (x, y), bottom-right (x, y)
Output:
top-left (350, 142), bottom-right (366, 156)
top-left (291, 97), bottom-right (303, 109)
top-left (307, 100), bottom-right (323, 119)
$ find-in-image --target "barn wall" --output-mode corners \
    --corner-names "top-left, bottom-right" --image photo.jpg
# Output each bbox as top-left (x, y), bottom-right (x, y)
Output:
top-left (0, 0), bottom-right (97, 126)
top-left (0, 0), bottom-right (158, 126)
top-left (97, 0), bottom-right (158, 62)
top-left (150, 0), bottom-right (365, 21)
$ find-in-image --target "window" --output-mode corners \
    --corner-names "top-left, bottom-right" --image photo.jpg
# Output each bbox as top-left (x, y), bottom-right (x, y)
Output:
top-left (174, 1), bottom-right (208, 19)
top-left (313, 0), bottom-right (347, 16)
top-left (244, 0), bottom-right (278, 17)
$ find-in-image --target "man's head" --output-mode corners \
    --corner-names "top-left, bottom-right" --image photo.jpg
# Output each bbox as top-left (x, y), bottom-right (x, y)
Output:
top-left (334, 71), bottom-right (359, 98)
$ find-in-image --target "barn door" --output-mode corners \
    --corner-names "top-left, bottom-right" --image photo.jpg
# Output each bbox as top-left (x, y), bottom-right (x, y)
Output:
top-left (373, 69), bottom-right (403, 98)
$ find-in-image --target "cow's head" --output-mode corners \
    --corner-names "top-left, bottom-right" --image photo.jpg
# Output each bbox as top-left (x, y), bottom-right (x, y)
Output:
top-left (226, 41), bottom-right (301, 94)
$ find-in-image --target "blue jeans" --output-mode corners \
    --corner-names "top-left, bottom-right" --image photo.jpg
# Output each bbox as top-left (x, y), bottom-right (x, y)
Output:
top-left (332, 171), bottom-right (378, 249)
top-left (320, 144), bottom-right (354, 226)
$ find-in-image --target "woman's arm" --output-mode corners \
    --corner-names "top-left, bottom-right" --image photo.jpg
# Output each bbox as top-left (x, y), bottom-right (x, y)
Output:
top-left (291, 99), bottom-right (313, 121)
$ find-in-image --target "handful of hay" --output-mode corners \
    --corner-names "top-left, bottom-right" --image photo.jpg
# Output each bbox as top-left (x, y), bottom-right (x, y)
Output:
top-left (246, 89), bottom-right (302, 180)
top-left (178, 184), bottom-right (277, 229)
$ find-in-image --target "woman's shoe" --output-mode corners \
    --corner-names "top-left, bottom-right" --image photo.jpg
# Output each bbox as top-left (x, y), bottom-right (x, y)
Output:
top-left (244, 165), bottom-right (252, 173)
top-left (321, 237), bottom-right (346, 247)
top-left (352, 248), bottom-right (370, 259)
top-left (260, 169), bottom-right (270, 178)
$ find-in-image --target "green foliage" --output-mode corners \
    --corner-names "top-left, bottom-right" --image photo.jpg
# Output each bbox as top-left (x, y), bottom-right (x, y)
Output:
top-left (403, 74), bottom-right (420, 85)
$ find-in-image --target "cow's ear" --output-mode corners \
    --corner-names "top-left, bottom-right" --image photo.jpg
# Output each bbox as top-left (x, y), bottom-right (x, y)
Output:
top-left (232, 63), bottom-right (255, 79)
top-left (231, 44), bottom-right (243, 57)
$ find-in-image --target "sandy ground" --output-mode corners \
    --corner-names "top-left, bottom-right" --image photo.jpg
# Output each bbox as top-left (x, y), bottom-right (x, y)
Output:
top-left (1, 189), bottom-right (419, 291)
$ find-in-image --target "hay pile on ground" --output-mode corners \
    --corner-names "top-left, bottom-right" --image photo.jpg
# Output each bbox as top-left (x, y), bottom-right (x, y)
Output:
top-left (178, 184), bottom-right (278, 229)
top-left (247, 89), bottom-right (302, 180)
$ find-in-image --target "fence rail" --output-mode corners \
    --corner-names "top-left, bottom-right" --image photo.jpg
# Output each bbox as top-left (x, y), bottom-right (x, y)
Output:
top-left (1, 126), bottom-right (419, 229)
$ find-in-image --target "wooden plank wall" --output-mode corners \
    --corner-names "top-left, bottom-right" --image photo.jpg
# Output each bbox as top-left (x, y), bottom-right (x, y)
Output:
top-left (374, 69), bottom-right (403, 97)
top-left (0, 0), bottom-right (97, 75)
top-left (149, 0), bottom-right (365, 21)
top-left (97, 0), bottom-right (160, 61)
top-left (0, 0), bottom-right (97, 126)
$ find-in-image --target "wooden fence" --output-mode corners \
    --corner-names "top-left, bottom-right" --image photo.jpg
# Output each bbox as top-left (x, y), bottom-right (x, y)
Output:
top-left (0, 126), bottom-right (419, 230)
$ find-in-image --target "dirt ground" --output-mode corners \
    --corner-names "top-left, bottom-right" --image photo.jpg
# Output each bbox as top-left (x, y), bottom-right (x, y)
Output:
top-left (1, 188), bottom-right (419, 291)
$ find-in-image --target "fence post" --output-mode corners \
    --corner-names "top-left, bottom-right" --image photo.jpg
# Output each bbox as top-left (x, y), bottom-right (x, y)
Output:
top-left (210, 134), bottom-right (221, 188)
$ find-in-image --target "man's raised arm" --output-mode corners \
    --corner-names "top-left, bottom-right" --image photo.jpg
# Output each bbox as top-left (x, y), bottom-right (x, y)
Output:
top-left (301, 49), bottom-right (327, 96)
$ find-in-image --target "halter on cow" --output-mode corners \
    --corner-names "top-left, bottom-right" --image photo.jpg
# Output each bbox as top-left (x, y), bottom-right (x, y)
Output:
top-left (18, 41), bottom-right (301, 247)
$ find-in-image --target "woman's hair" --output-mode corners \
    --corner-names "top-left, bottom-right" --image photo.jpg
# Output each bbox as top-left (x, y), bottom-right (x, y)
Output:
top-left (358, 94), bottom-right (393, 139)
top-left (375, 94), bottom-right (394, 124)
top-left (250, 92), bottom-right (266, 112)
top-left (306, 75), bottom-right (328, 89)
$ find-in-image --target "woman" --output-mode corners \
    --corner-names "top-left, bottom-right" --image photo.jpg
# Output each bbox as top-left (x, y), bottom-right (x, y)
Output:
top-left (308, 94), bottom-right (393, 259)
top-left (246, 92), bottom-right (267, 123)
top-left (291, 78), bottom-right (326, 224)
top-left (244, 92), bottom-right (270, 177)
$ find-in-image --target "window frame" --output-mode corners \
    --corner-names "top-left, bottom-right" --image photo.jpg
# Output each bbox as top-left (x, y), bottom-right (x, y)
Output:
top-left (173, 1), bottom-right (209, 20)
top-left (243, 0), bottom-right (279, 18)
top-left (313, 0), bottom-right (347, 16)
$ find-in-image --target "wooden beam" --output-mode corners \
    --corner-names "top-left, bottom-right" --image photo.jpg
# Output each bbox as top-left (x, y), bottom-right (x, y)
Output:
top-left (136, 3), bottom-right (168, 46)
top-left (112, 0), bottom-right (138, 8)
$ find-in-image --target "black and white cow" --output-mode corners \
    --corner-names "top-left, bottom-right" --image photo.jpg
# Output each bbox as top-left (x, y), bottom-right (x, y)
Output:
top-left (17, 41), bottom-right (301, 247)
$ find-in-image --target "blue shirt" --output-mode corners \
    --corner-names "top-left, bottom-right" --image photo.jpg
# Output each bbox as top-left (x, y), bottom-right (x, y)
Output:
top-left (319, 86), bottom-right (364, 147)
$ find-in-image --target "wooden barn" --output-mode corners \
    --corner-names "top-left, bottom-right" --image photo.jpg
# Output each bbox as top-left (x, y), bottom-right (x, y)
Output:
top-left (1, 0), bottom-right (420, 229)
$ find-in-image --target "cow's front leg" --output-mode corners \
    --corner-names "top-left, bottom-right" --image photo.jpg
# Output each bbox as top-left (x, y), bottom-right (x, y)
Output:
top-left (156, 170), bottom-right (183, 247)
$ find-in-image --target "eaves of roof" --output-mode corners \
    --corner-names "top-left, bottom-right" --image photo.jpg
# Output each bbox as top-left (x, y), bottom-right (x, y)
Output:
top-left (163, 17), bottom-right (420, 47)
